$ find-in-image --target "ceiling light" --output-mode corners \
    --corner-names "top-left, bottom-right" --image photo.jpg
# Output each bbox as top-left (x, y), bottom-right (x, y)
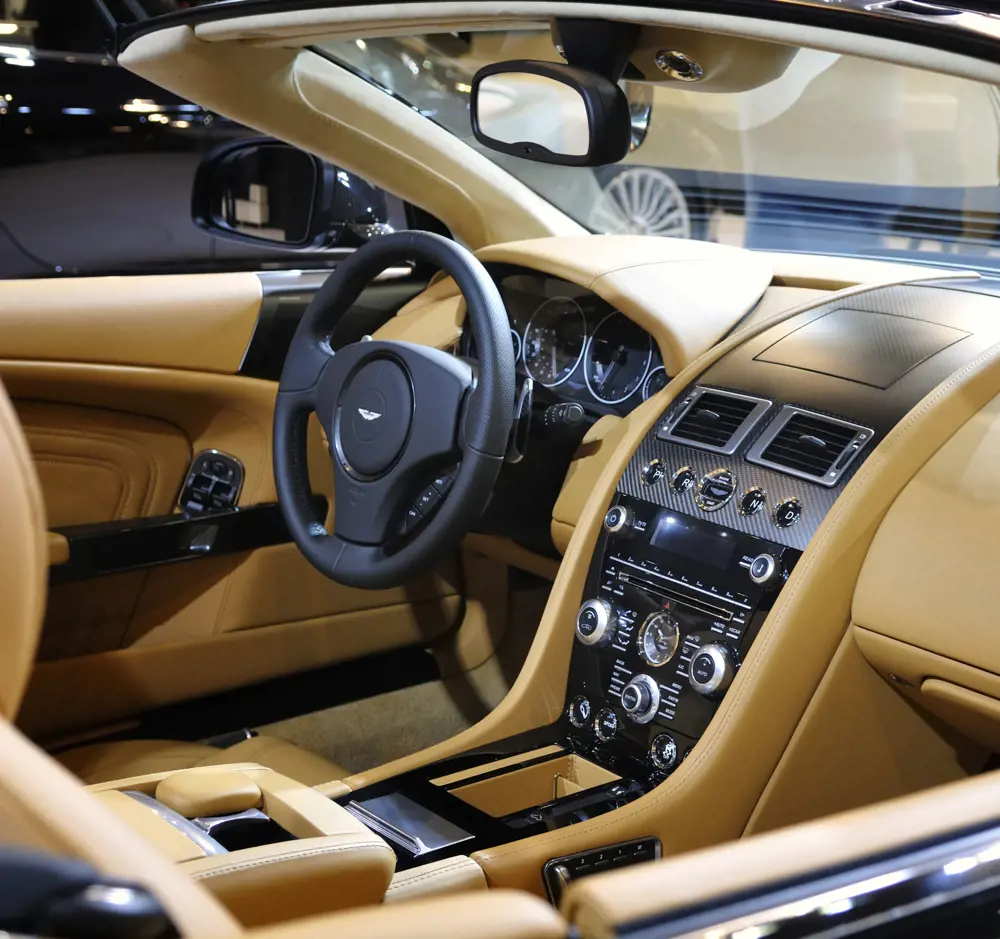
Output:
top-left (0, 23), bottom-right (18, 35)
top-left (122, 98), bottom-right (161, 113)
top-left (4, 57), bottom-right (32, 66)
top-left (172, 119), bottom-right (190, 128)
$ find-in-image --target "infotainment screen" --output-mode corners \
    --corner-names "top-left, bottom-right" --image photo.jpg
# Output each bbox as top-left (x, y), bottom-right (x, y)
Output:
top-left (649, 511), bottom-right (737, 570)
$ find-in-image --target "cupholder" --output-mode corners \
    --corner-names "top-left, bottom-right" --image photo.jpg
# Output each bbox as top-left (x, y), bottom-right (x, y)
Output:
top-left (200, 811), bottom-right (296, 852)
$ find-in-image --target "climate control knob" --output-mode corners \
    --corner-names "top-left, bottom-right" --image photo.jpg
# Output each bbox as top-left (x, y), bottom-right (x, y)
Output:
top-left (689, 643), bottom-right (737, 698)
top-left (621, 674), bottom-right (661, 724)
top-left (649, 734), bottom-right (678, 772)
top-left (575, 599), bottom-right (618, 648)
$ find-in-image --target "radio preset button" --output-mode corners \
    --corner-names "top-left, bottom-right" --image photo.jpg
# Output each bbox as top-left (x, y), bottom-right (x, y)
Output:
top-left (670, 466), bottom-right (695, 493)
top-left (604, 505), bottom-right (633, 535)
top-left (773, 497), bottom-right (803, 528)
top-left (575, 599), bottom-right (618, 648)
top-left (594, 708), bottom-right (618, 741)
top-left (689, 643), bottom-right (737, 698)
top-left (650, 734), bottom-right (678, 772)
top-left (738, 486), bottom-right (767, 517)
top-left (695, 468), bottom-right (736, 511)
top-left (568, 695), bottom-right (592, 728)
top-left (641, 460), bottom-right (665, 485)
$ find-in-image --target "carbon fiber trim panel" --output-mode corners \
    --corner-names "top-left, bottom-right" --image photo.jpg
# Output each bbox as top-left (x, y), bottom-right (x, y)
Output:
top-left (617, 414), bottom-right (864, 551)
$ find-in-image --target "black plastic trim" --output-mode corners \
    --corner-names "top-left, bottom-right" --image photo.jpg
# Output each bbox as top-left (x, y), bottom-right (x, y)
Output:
top-left (49, 499), bottom-right (326, 584)
top-left (117, 0), bottom-right (1000, 68)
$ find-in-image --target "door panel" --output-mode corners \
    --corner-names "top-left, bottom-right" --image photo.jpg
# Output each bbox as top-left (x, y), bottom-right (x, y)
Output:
top-left (0, 273), bottom-right (462, 741)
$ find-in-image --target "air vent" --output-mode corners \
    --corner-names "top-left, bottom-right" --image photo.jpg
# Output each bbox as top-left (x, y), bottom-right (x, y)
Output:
top-left (747, 407), bottom-right (874, 487)
top-left (657, 388), bottom-right (772, 455)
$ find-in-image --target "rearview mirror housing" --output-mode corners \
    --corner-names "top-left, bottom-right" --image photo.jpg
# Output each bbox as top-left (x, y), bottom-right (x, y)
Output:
top-left (192, 138), bottom-right (393, 250)
top-left (470, 60), bottom-right (632, 167)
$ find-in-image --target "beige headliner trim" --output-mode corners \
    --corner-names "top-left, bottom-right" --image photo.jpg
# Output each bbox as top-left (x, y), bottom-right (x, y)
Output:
top-left (191, 2), bottom-right (1000, 84)
top-left (119, 28), bottom-right (584, 251)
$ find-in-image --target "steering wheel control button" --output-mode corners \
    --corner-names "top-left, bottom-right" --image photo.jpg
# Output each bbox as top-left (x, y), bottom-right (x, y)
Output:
top-left (748, 553), bottom-right (780, 587)
top-left (640, 459), bottom-right (665, 486)
top-left (594, 708), bottom-right (618, 742)
top-left (431, 473), bottom-right (455, 495)
top-left (604, 505), bottom-right (634, 535)
top-left (621, 674), bottom-right (661, 724)
top-left (568, 696), bottom-right (592, 728)
top-left (773, 497), bottom-right (803, 529)
top-left (695, 468), bottom-right (736, 511)
top-left (337, 359), bottom-right (413, 478)
top-left (415, 485), bottom-right (443, 515)
top-left (649, 734), bottom-right (678, 772)
top-left (670, 466), bottom-right (696, 493)
top-left (738, 486), bottom-right (767, 517)
top-left (689, 643), bottom-right (737, 698)
top-left (575, 599), bottom-right (618, 648)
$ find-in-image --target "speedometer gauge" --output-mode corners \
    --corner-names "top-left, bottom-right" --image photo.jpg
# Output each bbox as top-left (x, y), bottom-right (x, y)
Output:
top-left (585, 311), bottom-right (652, 404)
top-left (522, 297), bottom-right (586, 387)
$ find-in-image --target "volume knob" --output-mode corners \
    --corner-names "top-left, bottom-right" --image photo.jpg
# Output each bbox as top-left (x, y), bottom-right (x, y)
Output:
top-left (689, 643), bottom-right (737, 698)
top-left (621, 674), bottom-right (660, 724)
top-left (575, 599), bottom-right (618, 648)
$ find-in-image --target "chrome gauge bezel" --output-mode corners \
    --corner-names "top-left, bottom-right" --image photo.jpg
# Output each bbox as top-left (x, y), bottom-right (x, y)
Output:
top-left (641, 365), bottom-right (668, 401)
top-left (583, 310), bottom-right (652, 405)
top-left (509, 327), bottom-right (522, 363)
top-left (522, 296), bottom-right (587, 388)
top-left (637, 611), bottom-right (680, 667)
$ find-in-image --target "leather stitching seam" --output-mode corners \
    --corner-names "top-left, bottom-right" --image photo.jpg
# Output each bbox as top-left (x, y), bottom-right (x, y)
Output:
top-left (191, 842), bottom-right (394, 879)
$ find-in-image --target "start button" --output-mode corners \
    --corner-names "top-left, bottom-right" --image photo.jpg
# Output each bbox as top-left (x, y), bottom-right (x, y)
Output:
top-left (695, 468), bottom-right (736, 512)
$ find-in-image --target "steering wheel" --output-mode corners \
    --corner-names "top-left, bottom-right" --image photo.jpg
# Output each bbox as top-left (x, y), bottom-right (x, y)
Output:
top-left (273, 231), bottom-right (515, 590)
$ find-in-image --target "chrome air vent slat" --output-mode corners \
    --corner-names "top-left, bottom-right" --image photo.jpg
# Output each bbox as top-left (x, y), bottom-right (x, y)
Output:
top-left (746, 406), bottom-right (874, 488)
top-left (656, 387), bottom-right (772, 456)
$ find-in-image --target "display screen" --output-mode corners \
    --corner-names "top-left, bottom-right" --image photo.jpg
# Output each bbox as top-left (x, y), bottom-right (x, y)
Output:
top-left (649, 512), bottom-right (737, 570)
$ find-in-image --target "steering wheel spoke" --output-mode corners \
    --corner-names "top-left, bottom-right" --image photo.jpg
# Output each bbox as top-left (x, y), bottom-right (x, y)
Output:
top-left (273, 231), bottom-right (514, 589)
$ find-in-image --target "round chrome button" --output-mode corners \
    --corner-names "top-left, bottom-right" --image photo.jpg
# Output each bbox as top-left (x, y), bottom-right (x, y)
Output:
top-left (594, 707), bottom-right (618, 742)
top-left (670, 466), bottom-right (695, 493)
top-left (773, 497), bottom-right (803, 528)
top-left (650, 734), bottom-right (678, 772)
top-left (738, 486), bottom-right (767, 517)
top-left (748, 553), bottom-right (779, 586)
top-left (641, 459), bottom-right (665, 486)
top-left (695, 468), bottom-right (736, 511)
top-left (604, 505), bottom-right (633, 534)
top-left (567, 695), bottom-right (592, 728)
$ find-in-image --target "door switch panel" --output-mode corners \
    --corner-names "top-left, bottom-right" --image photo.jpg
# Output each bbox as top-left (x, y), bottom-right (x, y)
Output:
top-left (179, 451), bottom-right (244, 515)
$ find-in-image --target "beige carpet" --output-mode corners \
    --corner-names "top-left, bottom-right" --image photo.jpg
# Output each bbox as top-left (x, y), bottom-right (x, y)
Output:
top-left (259, 586), bottom-right (549, 773)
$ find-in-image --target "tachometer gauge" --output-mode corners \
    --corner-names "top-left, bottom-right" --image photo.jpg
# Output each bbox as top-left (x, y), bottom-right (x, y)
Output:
top-left (585, 311), bottom-right (652, 404)
top-left (522, 297), bottom-right (586, 387)
top-left (642, 366), bottom-right (668, 401)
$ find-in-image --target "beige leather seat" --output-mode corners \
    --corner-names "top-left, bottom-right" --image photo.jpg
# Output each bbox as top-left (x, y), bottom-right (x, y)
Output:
top-left (56, 734), bottom-right (348, 787)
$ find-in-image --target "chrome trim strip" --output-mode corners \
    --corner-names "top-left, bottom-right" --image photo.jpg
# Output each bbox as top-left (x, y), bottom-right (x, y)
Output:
top-left (635, 822), bottom-right (1000, 939)
top-left (193, 808), bottom-right (270, 835)
top-left (745, 405), bottom-right (874, 489)
top-left (122, 791), bottom-right (228, 856)
top-left (657, 387), bottom-right (773, 457)
top-left (612, 556), bottom-right (752, 611)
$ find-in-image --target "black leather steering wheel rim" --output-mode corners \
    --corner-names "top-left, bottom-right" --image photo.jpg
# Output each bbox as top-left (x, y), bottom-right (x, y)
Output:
top-left (273, 231), bottom-right (515, 589)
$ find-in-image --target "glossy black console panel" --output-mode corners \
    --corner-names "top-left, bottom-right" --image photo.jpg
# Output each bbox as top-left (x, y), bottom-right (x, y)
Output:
top-left (564, 496), bottom-right (799, 782)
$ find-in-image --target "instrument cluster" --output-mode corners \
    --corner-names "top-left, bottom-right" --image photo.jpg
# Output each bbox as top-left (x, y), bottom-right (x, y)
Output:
top-left (467, 271), bottom-right (668, 417)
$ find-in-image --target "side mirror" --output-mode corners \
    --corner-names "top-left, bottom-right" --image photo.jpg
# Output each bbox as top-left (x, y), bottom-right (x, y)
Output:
top-left (192, 139), bottom-right (393, 249)
top-left (471, 60), bottom-right (632, 167)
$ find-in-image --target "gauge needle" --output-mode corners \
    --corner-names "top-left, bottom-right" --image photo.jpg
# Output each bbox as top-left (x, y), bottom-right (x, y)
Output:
top-left (598, 345), bottom-right (626, 391)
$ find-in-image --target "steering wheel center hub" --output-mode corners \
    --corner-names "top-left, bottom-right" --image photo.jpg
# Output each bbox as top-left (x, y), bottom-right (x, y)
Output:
top-left (336, 357), bottom-right (412, 478)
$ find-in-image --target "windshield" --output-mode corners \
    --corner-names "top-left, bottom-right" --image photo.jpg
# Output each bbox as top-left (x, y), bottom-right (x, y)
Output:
top-left (318, 29), bottom-right (1000, 270)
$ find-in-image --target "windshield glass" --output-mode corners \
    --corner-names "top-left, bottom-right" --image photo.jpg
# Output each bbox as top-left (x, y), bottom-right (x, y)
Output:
top-left (318, 29), bottom-right (1000, 269)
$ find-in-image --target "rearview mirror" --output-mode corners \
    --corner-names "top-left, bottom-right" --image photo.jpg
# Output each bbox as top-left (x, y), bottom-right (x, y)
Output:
top-left (471, 61), bottom-right (632, 167)
top-left (192, 139), bottom-right (393, 250)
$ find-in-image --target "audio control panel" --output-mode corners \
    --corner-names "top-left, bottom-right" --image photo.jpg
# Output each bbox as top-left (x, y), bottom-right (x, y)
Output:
top-left (564, 493), bottom-right (799, 782)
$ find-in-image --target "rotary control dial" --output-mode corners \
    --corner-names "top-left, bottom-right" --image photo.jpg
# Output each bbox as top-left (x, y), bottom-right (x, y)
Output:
top-left (621, 674), bottom-right (661, 724)
top-left (637, 611), bottom-right (680, 667)
top-left (575, 598), bottom-right (618, 648)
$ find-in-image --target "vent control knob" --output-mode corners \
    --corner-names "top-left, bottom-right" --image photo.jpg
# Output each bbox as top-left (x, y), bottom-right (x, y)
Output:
top-left (575, 599), bottom-right (618, 648)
